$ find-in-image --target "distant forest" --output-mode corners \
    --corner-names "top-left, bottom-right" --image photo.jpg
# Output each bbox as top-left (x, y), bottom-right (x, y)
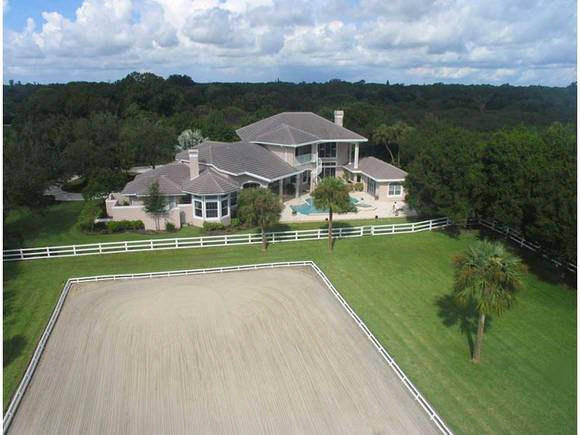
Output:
top-left (3, 73), bottom-right (577, 264)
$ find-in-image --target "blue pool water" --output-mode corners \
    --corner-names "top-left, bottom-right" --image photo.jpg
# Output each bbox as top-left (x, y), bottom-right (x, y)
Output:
top-left (291, 196), bottom-right (368, 215)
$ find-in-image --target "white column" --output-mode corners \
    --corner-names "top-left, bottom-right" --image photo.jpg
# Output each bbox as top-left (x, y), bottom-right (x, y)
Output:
top-left (295, 174), bottom-right (301, 198)
top-left (354, 143), bottom-right (359, 169)
top-left (278, 180), bottom-right (283, 196)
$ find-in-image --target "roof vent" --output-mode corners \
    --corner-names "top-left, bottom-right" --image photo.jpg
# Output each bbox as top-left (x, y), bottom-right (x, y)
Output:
top-left (334, 110), bottom-right (344, 127)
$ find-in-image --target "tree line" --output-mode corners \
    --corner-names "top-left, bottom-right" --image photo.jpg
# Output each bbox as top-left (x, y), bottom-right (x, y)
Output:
top-left (3, 72), bottom-right (576, 263)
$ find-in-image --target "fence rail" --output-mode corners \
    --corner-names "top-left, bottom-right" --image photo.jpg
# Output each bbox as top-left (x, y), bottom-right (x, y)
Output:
top-left (477, 218), bottom-right (577, 273)
top-left (3, 217), bottom-right (451, 262)
top-left (4, 216), bottom-right (576, 274)
top-left (3, 261), bottom-right (453, 435)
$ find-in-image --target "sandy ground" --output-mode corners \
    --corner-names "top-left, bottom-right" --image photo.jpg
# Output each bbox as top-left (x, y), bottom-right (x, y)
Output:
top-left (9, 267), bottom-right (437, 435)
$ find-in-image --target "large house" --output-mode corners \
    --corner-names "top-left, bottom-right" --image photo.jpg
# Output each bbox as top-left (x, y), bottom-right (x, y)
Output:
top-left (106, 111), bottom-right (409, 230)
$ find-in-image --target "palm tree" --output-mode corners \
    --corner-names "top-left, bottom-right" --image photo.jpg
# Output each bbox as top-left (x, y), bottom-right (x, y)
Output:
top-left (372, 121), bottom-right (413, 166)
top-left (238, 187), bottom-right (283, 251)
top-left (454, 240), bottom-right (526, 363)
top-left (312, 177), bottom-right (354, 251)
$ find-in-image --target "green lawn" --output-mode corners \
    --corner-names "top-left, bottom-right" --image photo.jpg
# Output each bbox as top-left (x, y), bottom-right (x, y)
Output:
top-left (3, 231), bottom-right (576, 433)
top-left (4, 201), bottom-right (412, 249)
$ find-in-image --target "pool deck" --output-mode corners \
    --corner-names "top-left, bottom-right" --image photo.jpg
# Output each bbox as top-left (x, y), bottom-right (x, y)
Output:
top-left (280, 192), bottom-right (416, 223)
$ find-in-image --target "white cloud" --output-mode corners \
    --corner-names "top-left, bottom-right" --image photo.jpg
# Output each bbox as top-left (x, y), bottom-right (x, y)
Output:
top-left (3, 0), bottom-right (577, 85)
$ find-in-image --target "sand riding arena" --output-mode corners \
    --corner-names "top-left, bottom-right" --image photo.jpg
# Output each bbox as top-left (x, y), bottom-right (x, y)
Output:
top-left (6, 262), bottom-right (447, 434)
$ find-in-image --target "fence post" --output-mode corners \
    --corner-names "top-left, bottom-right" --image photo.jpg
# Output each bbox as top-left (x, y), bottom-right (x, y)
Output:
top-left (318, 229), bottom-right (321, 239)
top-left (175, 239), bottom-right (179, 248)
top-left (150, 240), bottom-right (154, 250)
top-left (20, 249), bottom-right (24, 260)
top-left (360, 226), bottom-right (363, 237)
top-left (98, 244), bottom-right (102, 254)
top-left (429, 220), bottom-right (432, 231)
top-left (371, 226), bottom-right (375, 236)
top-left (411, 222), bottom-right (415, 232)
top-left (224, 235), bottom-right (228, 245)
top-left (46, 247), bottom-right (50, 257)
top-left (73, 245), bottom-right (77, 255)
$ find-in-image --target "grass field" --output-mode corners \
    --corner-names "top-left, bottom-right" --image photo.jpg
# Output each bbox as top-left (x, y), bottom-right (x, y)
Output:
top-left (4, 201), bottom-right (411, 248)
top-left (3, 230), bottom-right (576, 434)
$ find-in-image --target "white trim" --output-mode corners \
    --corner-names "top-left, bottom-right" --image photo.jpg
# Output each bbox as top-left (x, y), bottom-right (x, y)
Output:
top-left (251, 138), bottom-right (368, 147)
top-left (199, 162), bottom-right (301, 184)
top-left (2, 261), bottom-right (452, 435)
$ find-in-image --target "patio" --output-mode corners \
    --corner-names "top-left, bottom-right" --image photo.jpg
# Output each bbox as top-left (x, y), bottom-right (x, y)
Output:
top-left (280, 192), bottom-right (416, 223)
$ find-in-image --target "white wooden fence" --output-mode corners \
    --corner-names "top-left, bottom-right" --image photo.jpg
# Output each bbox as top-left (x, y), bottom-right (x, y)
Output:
top-left (3, 217), bottom-right (450, 262)
top-left (3, 261), bottom-right (453, 435)
top-left (4, 216), bottom-right (576, 274)
top-left (477, 218), bottom-right (577, 273)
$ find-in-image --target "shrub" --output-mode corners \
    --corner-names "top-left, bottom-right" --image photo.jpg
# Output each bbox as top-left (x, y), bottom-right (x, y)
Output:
top-left (165, 222), bottom-right (176, 232)
top-left (354, 182), bottom-right (364, 192)
top-left (106, 220), bottom-right (144, 233)
top-left (77, 201), bottom-right (101, 232)
top-left (202, 221), bottom-right (226, 233)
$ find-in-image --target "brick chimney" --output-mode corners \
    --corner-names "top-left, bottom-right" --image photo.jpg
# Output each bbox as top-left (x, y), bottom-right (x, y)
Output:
top-left (334, 110), bottom-right (344, 127)
top-left (188, 148), bottom-right (199, 179)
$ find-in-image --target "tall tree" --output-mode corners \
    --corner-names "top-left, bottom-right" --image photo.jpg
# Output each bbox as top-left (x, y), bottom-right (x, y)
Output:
top-left (177, 129), bottom-right (206, 150)
top-left (238, 187), bottom-right (283, 251)
top-left (372, 121), bottom-right (413, 166)
top-left (143, 181), bottom-right (167, 231)
top-left (454, 240), bottom-right (525, 363)
top-left (120, 116), bottom-right (176, 168)
top-left (405, 124), bottom-right (485, 224)
top-left (312, 177), bottom-right (354, 251)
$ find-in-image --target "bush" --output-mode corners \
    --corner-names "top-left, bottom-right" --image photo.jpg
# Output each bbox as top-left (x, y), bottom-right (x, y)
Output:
top-left (354, 182), bottom-right (364, 192)
top-left (106, 220), bottom-right (144, 233)
top-left (165, 222), bottom-right (176, 232)
top-left (77, 201), bottom-right (101, 232)
top-left (202, 221), bottom-right (226, 233)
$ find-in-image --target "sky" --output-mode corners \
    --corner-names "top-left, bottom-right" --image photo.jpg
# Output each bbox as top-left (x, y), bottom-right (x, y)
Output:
top-left (3, 0), bottom-right (577, 86)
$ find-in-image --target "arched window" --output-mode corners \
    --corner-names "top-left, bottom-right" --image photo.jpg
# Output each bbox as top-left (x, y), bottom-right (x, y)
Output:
top-left (243, 182), bottom-right (261, 189)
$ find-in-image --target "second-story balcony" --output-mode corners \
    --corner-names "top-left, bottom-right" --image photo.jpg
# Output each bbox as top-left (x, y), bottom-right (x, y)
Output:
top-left (295, 153), bottom-right (313, 165)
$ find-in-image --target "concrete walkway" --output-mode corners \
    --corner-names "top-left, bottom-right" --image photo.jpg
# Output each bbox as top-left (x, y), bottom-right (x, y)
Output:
top-left (44, 185), bottom-right (84, 201)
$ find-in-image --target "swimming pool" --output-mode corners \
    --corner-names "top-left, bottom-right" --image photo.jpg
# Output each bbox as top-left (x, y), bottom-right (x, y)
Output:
top-left (291, 196), bottom-right (369, 215)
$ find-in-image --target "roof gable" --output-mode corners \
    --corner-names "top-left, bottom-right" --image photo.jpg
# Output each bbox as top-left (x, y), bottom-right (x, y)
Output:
top-left (344, 157), bottom-right (407, 181)
top-left (198, 140), bottom-right (298, 181)
top-left (236, 112), bottom-right (367, 145)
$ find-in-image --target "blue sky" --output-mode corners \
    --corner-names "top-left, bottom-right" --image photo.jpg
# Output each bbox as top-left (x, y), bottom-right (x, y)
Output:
top-left (3, 0), bottom-right (577, 85)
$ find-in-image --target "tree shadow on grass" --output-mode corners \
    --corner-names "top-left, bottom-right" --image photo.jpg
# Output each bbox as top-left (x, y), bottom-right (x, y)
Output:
top-left (435, 294), bottom-right (493, 358)
top-left (475, 229), bottom-right (576, 289)
top-left (441, 224), bottom-right (462, 239)
top-left (3, 335), bottom-right (27, 367)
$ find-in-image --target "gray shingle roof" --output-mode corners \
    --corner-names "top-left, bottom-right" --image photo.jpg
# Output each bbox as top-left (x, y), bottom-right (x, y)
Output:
top-left (236, 112), bottom-right (367, 145)
top-left (175, 149), bottom-right (190, 161)
top-left (344, 157), bottom-right (407, 181)
top-left (199, 140), bottom-right (298, 181)
top-left (182, 170), bottom-right (240, 195)
top-left (121, 163), bottom-right (189, 196)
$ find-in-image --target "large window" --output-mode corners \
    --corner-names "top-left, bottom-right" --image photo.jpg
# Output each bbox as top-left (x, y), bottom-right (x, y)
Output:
top-left (205, 201), bottom-right (218, 218)
top-left (230, 191), bottom-right (238, 207)
top-left (321, 162), bottom-right (336, 178)
top-left (388, 183), bottom-right (403, 196)
top-left (318, 143), bottom-right (337, 158)
top-left (221, 198), bottom-right (229, 217)
top-left (194, 200), bottom-right (203, 217)
top-left (295, 145), bottom-right (313, 164)
top-left (367, 179), bottom-right (377, 197)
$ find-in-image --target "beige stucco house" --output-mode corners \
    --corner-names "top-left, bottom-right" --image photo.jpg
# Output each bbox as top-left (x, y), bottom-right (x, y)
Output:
top-left (107, 111), bottom-right (409, 230)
